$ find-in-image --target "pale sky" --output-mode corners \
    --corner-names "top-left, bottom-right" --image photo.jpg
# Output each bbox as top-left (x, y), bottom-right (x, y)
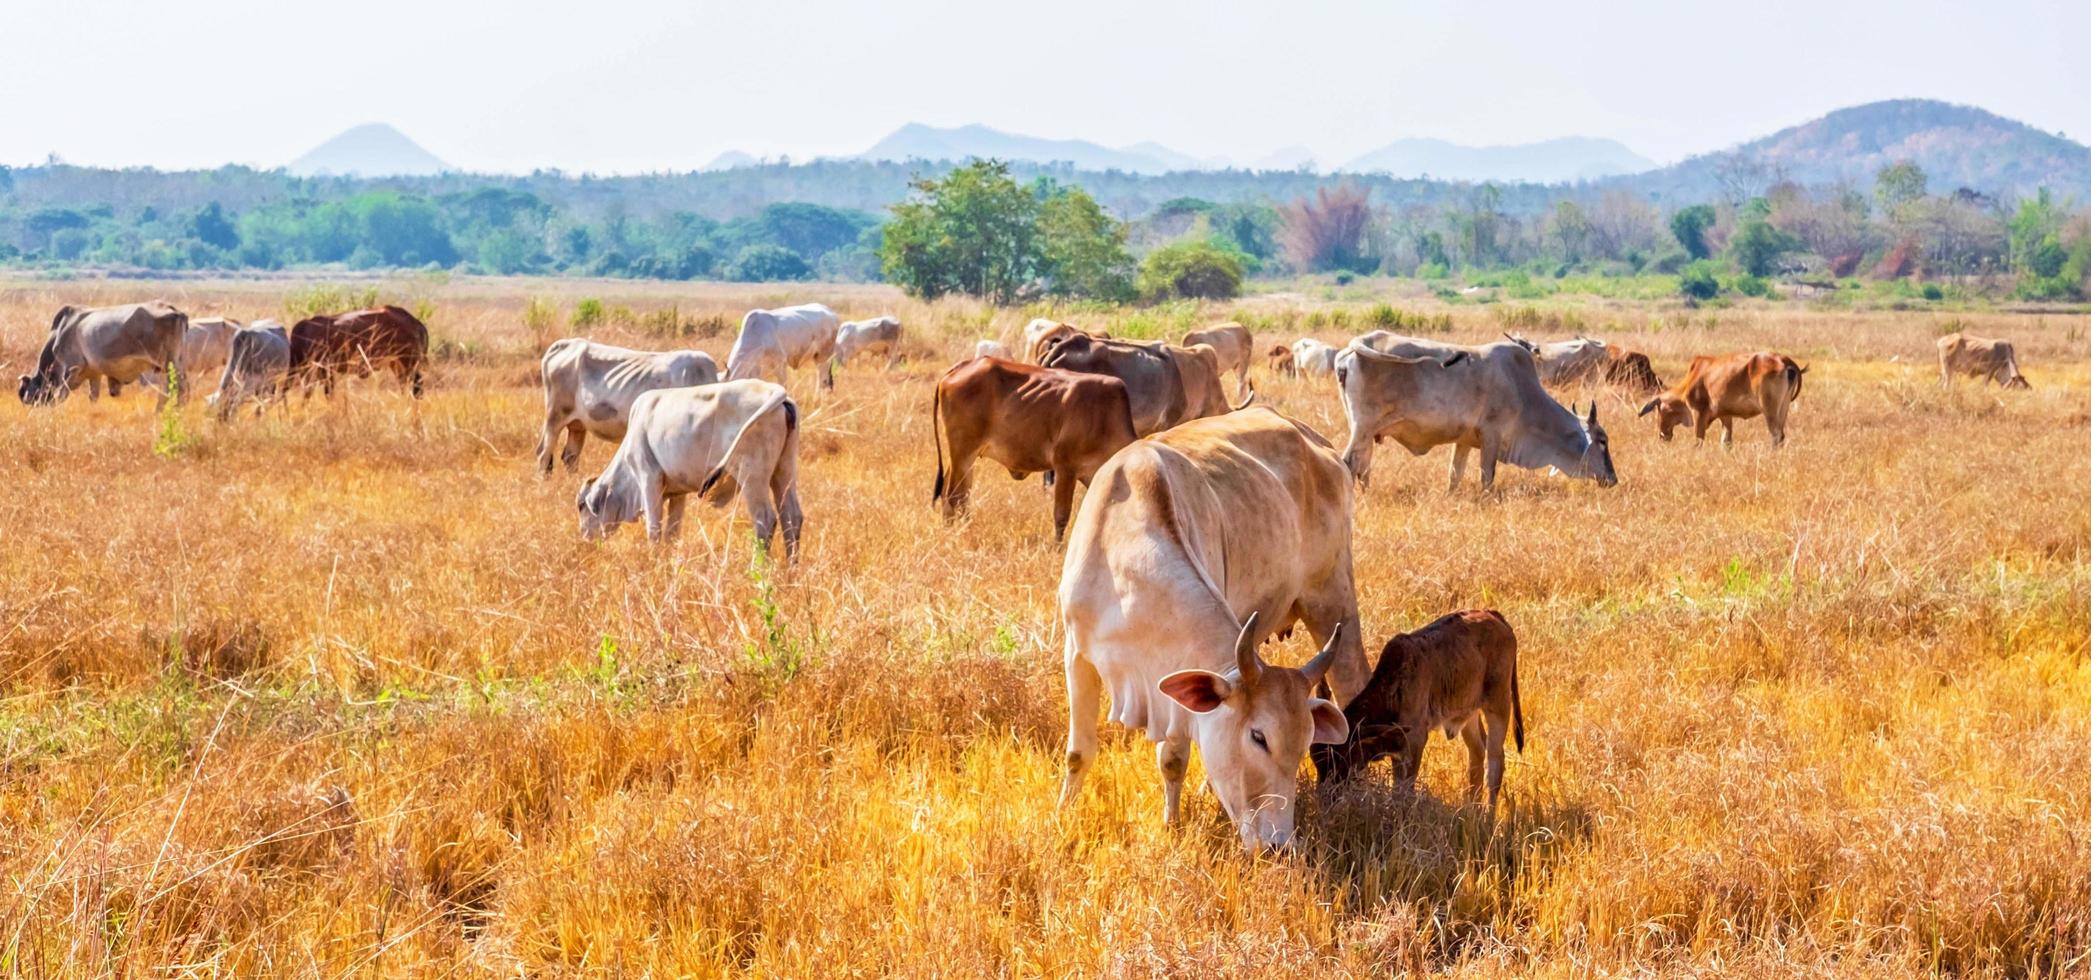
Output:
top-left (4, 0), bottom-right (2084, 174)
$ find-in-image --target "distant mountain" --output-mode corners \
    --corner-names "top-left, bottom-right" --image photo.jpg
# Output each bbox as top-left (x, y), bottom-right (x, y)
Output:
top-left (856, 123), bottom-right (1216, 175)
top-left (1248, 146), bottom-right (1324, 172)
top-left (1624, 99), bottom-right (2091, 200)
top-left (703, 150), bottom-right (759, 172)
top-left (1344, 136), bottom-right (1655, 183)
top-left (288, 123), bottom-right (450, 177)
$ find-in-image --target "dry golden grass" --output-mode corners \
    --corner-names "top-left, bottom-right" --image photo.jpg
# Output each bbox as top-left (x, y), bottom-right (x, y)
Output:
top-left (2, 276), bottom-right (2088, 976)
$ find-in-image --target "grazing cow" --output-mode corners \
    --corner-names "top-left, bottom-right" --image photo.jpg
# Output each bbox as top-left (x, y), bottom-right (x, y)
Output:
top-left (725, 303), bottom-right (841, 390)
top-left (1182, 321), bottom-right (1254, 400)
top-left (18, 303), bottom-right (187, 408)
top-left (287, 306), bottom-right (429, 398)
top-left (1058, 407), bottom-right (1369, 851)
top-left (974, 339), bottom-right (1011, 361)
top-left (1041, 334), bottom-right (1249, 436)
top-left (1937, 332), bottom-right (2029, 389)
top-left (1023, 319), bottom-right (1092, 363)
top-left (1266, 344), bottom-right (1296, 379)
top-left (1290, 338), bottom-right (1339, 377)
top-left (1604, 345), bottom-right (1665, 396)
top-left (931, 357), bottom-right (1138, 540)
top-left (1312, 610), bottom-right (1524, 817)
top-left (1505, 333), bottom-right (1610, 387)
top-left (576, 379), bottom-right (804, 557)
top-left (141, 316), bottom-right (241, 396)
top-left (1638, 351), bottom-right (1805, 446)
top-left (1335, 338), bottom-right (1617, 491)
top-left (537, 339), bottom-right (721, 474)
top-left (211, 321), bottom-right (291, 421)
top-left (833, 315), bottom-right (903, 374)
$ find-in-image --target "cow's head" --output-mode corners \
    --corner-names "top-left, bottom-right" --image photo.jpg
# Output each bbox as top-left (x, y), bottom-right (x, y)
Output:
top-left (1158, 614), bottom-right (1350, 853)
top-left (17, 367), bottom-right (70, 406)
top-left (575, 476), bottom-right (634, 540)
top-left (1638, 394), bottom-right (1691, 442)
top-left (1570, 401), bottom-right (1617, 487)
top-left (2005, 373), bottom-right (2032, 390)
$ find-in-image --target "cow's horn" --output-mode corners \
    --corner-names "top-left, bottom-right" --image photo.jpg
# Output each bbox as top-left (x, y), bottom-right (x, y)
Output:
top-left (1300, 622), bottom-right (1344, 687)
top-left (1587, 400), bottom-right (1598, 424)
top-left (1233, 611), bottom-right (1264, 681)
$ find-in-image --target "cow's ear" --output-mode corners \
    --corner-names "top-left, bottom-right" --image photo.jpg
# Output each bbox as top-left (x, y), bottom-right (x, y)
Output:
top-left (1159, 669), bottom-right (1232, 713)
top-left (1307, 699), bottom-right (1350, 745)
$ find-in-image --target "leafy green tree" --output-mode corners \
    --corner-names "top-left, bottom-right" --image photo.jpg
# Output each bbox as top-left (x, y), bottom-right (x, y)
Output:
top-left (751, 203), bottom-right (875, 263)
top-left (1727, 200), bottom-right (1801, 277)
top-left (2008, 189), bottom-right (2067, 278)
top-left (1137, 239), bottom-right (1243, 301)
top-left (880, 160), bottom-right (1041, 303)
top-left (1678, 260), bottom-right (1720, 300)
top-left (725, 243), bottom-right (811, 282)
top-left (189, 202), bottom-right (240, 251)
top-left (1669, 204), bottom-right (1716, 260)
top-left (1036, 187), bottom-right (1135, 300)
top-left (1875, 161), bottom-right (1929, 217)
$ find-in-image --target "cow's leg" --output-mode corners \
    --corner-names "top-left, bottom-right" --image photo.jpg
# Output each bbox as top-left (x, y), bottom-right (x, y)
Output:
top-left (1059, 650), bottom-right (1102, 811)
top-left (774, 465), bottom-right (804, 562)
top-left (1765, 398), bottom-right (1789, 448)
top-left (1298, 572), bottom-right (1367, 705)
top-left (639, 473), bottom-right (667, 542)
top-left (940, 443), bottom-right (978, 521)
top-left (1483, 703), bottom-right (1511, 821)
top-left (559, 423), bottom-right (587, 473)
top-left (1693, 411), bottom-right (1712, 444)
top-left (85, 376), bottom-right (103, 401)
top-left (741, 469), bottom-right (782, 556)
top-left (535, 411), bottom-right (567, 475)
top-left (1460, 716), bottom-right (1486, 806)
top-left (1051, 464), bottom-right (1077, 542)
top-left (1720, 417), bottom-right (1735, 448)
top-left (662, 494), bottom-right (688, 541)
top-left (820, 355), bottom-right (834, 390)
top-left (1478, 433), bottom-right (1501, 492)
top-left (1939, 359), bottom-right (1951, 388)
top-left (1157, 736), bottom-right (1192, 826)
top-left (1448, 444), bottom-right (1471, 491)
top-left (1394, 726), bottom-right (1430, 798)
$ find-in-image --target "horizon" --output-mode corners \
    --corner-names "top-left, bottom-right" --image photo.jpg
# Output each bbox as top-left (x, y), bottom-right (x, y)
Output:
top-left (5, 0), bottom-right (2086, 176)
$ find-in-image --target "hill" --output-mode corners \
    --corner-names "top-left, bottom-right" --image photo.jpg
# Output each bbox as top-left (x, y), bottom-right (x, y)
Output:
top-left (1344, 136), bottom-right (1655, 183)
top-left (288, 123), bottom-right (451, 178)
top-left (854, 123), bottom-right (1212, 175)
top-left (1622, 99), bottom-right (2091, 200)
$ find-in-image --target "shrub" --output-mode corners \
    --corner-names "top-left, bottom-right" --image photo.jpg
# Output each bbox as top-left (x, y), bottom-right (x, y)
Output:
top-left (1921, 283), bottom-right (1945, 302)
top-left (1734, 275), bottom-right (1772, 298)
top-left (1678, 261), bottom-right (1721, 301)
top-left (1137, 240), bottom-right (1243, 301)
top-left (572, 298), bottom-right (604, 329)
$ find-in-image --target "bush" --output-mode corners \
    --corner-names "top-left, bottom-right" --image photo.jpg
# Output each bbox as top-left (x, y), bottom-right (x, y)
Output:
top-left (572, 298), bottom-right (604, 329)
top-left (725, 244), bottom-right (811, 282)
top-left (1921, 283), bottom-right (1945, 302)
top-left (1137, 240), bottom-right (1243, 301)
top-left (1678, 261), bottom-right (1721, 301)
top-left (1734, 275), bottom-right (1772, 298)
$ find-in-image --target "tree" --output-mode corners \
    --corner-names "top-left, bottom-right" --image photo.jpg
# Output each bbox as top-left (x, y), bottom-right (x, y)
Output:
top-left (724, 243), bottom-right (810, 282)
top-left (1279, 184), bottom-right (1373, 273)
top-left (1670, 204), bottom-right (1716, 260)
top-left (189, 202), bottom-right (240, 251)
top-left (1137, 240), bottom-right (1243, 300)
top-left (879, 160), bottom-right (1041, 303)
top-left (1036, 187), bottom-right (1135, 300)
top-left (1544, 200), bottom-right (1592, 264)
top-left (751, 202), bottom-right (875, 262)
top-left (1875, 161), bottom-right (1928, 223)
top-left (1678, 260), bottom-right (1720, 300)
top-left (1727, 198), bottom-right (1802, 277)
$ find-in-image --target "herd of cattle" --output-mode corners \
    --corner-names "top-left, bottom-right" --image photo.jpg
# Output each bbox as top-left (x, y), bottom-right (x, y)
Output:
top-left (12, 298), bottom-right (2042, 851)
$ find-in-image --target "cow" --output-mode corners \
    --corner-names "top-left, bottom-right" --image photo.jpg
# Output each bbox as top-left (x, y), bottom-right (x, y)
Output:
top-left (576, 379), bottom-right (804, 558)
top-left (1312, 610), bottom-right (1524, 818)
top-left (536, 339), bottom-right (721, 475)
top-left (1182, 321), bottom-right (1253, 400)
top-left (1335, 338), bottom-right (1617, 491)
top-left (930, 357), bottom-right (1138, 540)
top-left (1023, 318), bottom-right (1074, 363)
top-left (833, 315), bottom-right (903, 374)
top-left (140, 316), bottom-right (241, 397)
top-left (1505, 333), bottom-right (1610, 388)
top-left (211, 321), bottom-right (291, 421)
top-left (287, 306), bottom-right (429, 398)
top-left (1937, 332), bottom-right (2030, 389)
top-left (18, 303), bottom-right (187, 408)
top-left (1040, 334), bottom-right (1249, 437)
top-left (974, 339), bottom-right (1011, 361)
top-left (1058, 407), bottom-right (1369, 851)
top-left (1604, 345), bottom-right (1665, 396)
top-left (1266, 344), bottom-right (1296, 379)
top-left (1638, 351), bottom-right (1805, 447)
top-left (1290, 338), bottom-right (1339, 377)
top-left (725, 303), bottom-right (841, 390)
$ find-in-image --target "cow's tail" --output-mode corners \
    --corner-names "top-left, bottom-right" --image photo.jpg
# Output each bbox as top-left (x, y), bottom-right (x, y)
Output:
top-left (700, 388), bottom-right (796, 498)
top-left (1786, 361), bottom-right (1805, 403)
top-left (1495, 609), bottom-right (1524, 753)
top-left (931, 380), bottom-right (947, 505)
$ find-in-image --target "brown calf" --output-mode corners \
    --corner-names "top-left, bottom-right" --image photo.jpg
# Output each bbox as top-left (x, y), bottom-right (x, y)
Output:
top-left (287, 305), bottom-right (430, 398)
top-left (1311, 610), bottom-right (1523, 816)
top-left (1603, 345), bottom-right (1664, 396)
top-left (1638, 351), bottom-right (1805, 447)
top-left (1937, 332), bottom-right (2030, 389)
top-left (932, 357), bottom-right (1138, 540)
top-left (1266, 344), bottom-right (1296, 379)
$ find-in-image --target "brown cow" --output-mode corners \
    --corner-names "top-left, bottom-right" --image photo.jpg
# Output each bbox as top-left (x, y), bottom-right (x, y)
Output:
top-left (1042, 334), bottom-right (1250, 437)
top-left (1937, 332), bottom-right (2030, 389)
top-left (1638, 351), bottom-right (1805, 446)
top-left (1266, 344), bottom-right (1296, 379)
top-left (1183, 321), bottom-right (1253, 400)
top-left (932, 357), bottom-right (1139, 541)
top-left (1603, 345), bottom-right (1665, 396)
top-left (1312, 609), bottom-right (1523, 817)
top-left (287, 306), bottom-right (430, 398)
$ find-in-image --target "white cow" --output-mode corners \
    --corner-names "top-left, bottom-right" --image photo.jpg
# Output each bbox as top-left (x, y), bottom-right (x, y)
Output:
top-left (1058, 407), bottom-right (1366, 851)
top-left (537, 339), bottom-right (720, 474)
top-left (726, 303), bottom-right (841, 390)
top-left (1504, 333), bottom-right (1611, 388)
top-left (974, 339), bottom-right (1011, 361)
top-left (211, 320), bottom-right (290, 421)
top-left (576, 379), bottom-right (804, 557)
top-left (832, 315), bottom-right (902, 374)
top-left (1290, 338), bottom-right (1338, 377)
top-left (141, 317), bottom-right (240, 396)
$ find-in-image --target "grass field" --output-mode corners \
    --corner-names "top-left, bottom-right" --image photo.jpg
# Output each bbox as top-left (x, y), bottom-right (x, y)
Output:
top-left (2, 277), bottom-right (2088, 976)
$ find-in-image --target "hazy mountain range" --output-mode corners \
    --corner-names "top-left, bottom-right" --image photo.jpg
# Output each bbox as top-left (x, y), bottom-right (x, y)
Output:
top-left (288, 123), bottom-right (451, 177)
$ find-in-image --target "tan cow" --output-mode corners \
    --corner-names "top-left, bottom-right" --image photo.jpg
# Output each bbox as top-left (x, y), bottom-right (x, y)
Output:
top-left (1182, 321), bottom-right (1253, 400)
top-left (1058, 407), bottom-right (1367, 851)
top-left (1266, 344), bottom-right (1296, 379)
top-left (1603, 344), bottom-right (1665, 396)
top-left (1937, 332), bottom-right (2029, 389)
top-left (931, 357), bottom-right (1138, 540)
top-left (1504, 333), bottom-right (1610, 387)
top-left (1041, 334), bottom-right (1250, 436)
top-left (1312, 609), bottom-right (1524, 818)
top-left (1638, 351), bottom-right (1806, 447)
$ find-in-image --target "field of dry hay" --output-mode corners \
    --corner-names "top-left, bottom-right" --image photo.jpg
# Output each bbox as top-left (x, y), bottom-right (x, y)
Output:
top-left (2, 277), bottom-right (2088, 976)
